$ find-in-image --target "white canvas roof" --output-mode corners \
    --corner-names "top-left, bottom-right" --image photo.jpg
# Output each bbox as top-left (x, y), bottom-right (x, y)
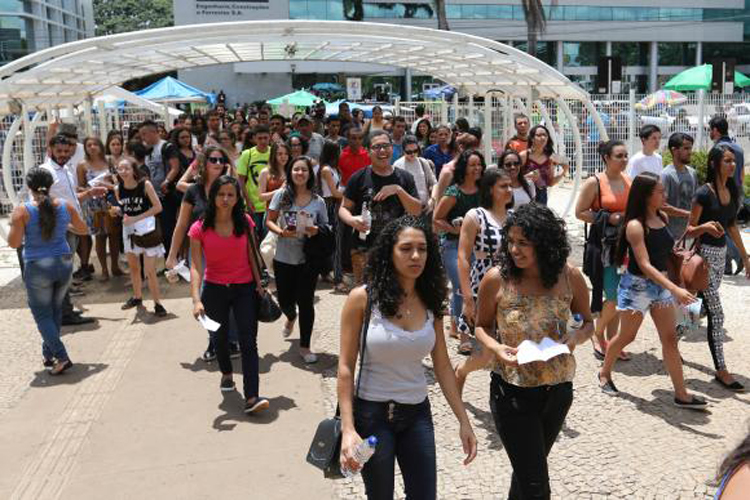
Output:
top-left (0, 20), bottom-right (590, 115)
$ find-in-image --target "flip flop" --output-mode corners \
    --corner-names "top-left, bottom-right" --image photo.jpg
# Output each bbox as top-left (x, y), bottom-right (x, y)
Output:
top-left (593, 346), bottom-right (605, 361)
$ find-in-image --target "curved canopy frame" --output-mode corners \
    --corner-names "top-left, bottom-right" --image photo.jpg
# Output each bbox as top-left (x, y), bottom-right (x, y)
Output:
top-left (0, 20), bottom-right (590, 114)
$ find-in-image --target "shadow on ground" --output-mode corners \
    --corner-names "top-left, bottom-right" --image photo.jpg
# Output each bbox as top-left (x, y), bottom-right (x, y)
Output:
top-left (212, 393), bottom-right (297, 431)
top-left (29, 362), bottom-right (108, 387)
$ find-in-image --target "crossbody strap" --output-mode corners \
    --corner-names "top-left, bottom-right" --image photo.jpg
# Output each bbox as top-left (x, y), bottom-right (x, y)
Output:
top-left (355, 293), bottom-right (373, 398)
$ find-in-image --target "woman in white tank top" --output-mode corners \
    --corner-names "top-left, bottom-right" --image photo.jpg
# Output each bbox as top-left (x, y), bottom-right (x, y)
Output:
top-left (337, 215), bottom-right (477, 499)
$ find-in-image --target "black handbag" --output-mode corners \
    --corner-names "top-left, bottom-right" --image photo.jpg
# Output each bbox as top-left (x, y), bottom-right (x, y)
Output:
top-left (257, 292), bottom-right (282, 323)
top-left (306, 295), bottom-right (372, 479)
top-left (245, 223), bottom-right (281, 322)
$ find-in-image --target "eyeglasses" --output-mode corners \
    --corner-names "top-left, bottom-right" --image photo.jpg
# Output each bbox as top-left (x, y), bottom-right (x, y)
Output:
top-left (207, 157), bottom-right (229, 165)
top-left (405, 149), bottom-right (419, 155)
top-left (612, 154), bottom-right (628, 159)
top-left (503, 161), bottom-right (521, 167)
top-left (371, 143), bottom-right (392, 151)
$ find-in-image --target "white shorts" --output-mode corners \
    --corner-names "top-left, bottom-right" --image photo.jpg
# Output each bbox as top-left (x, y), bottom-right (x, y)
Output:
top-left (123, 230), bottom-right (165, 258)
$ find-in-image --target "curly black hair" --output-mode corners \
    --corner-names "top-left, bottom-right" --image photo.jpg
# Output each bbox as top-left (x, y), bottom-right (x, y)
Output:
top-left (364, 215), bottom-right (447, 318)
top-left (452, 149), bottom-right (486, 187)
top-left (497, 203), bottom-right (570, 289)
top-left (716, 425), bottom-right (750, 486)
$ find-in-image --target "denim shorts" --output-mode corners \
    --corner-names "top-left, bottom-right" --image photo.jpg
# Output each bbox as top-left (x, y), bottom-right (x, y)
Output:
top-left (617, 271), bottom-right (674, 314)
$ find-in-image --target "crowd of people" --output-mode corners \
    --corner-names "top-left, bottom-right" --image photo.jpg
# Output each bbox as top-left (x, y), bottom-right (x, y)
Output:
top-left (6, 99), bottom-right (750, 499)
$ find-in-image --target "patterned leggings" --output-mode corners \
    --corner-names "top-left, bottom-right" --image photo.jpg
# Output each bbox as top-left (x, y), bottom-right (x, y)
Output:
top-left (698, 244), bottom-right (727, 371)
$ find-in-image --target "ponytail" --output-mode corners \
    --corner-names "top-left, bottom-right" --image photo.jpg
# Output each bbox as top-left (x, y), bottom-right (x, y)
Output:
top-left (25, 168), bottom-right (57, 241)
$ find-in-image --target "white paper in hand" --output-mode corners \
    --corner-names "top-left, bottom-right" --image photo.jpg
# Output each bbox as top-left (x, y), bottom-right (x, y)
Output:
top-left (174, 260), bottom-right (191, 282)
top-left (683, 297), bottom-right (702, 317)
top-left (198, 314), bottom-right (221, 332)
top-left (516, 337), bottom-right (570, 365)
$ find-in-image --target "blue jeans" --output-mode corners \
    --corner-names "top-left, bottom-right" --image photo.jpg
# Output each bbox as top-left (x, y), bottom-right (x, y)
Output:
top-left (354, 397), bottom-right (436, 500)
top-left (201, 282), bottom-right (259, 400)
top-left (441, 238), bottom-right (462, 320)
top-left (25, 255), bottom-right (74, 361)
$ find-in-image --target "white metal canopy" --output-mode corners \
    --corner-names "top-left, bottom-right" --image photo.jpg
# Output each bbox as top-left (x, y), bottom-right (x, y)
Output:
top-left (0, 20), bottom-right (590, 114)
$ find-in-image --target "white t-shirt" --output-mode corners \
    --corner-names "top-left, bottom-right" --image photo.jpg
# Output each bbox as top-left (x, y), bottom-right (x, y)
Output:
top-left (512, 184), bottom-right (535, 209)
top-left (627, 151), bottom-right (663, 178)
top-left (394, 156), bottom-right (436, 205)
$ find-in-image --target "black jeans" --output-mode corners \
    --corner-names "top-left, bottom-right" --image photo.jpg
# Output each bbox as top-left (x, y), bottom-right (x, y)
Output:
top-left (201, 281), bottom-right (259, 400)
top-left (489, 373), bottom-right (573, 500)
top-left (354, 397), bottom-right (436, 500)
top-left (273, 259), bottom-right (318, 349)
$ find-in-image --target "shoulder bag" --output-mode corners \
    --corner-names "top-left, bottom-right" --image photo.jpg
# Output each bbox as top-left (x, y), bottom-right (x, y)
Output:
top-left (246, 224), bottom-right (282, 323)
top-left (306, 294), bottom-right (373, 479)
top-left (668, 234), bottom-right (709, 292)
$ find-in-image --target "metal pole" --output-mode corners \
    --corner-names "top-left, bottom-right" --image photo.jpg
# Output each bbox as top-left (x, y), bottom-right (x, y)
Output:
top-left (83, 95), bottom-right (93, 137)
top-left (441, 98), bottom-right (448, 126)
top-left (97, 100), bottom-right (108, 143)
top-left (483, 92), bottom-right (492, 164)
top-left (1, 116), bottom-right (23, 207)
top-left (404, 68), bottom-right (412, 102)
top-left (452, 92), bottom-right (458, 124)
top-left (468, 94), bottom-right (474, 125)
top-left (628, 88), bottom-right (637, 153)
top-left (697, 89), bottom-right (705, 150)
top-left (556, 97), bottom-right (584, 217)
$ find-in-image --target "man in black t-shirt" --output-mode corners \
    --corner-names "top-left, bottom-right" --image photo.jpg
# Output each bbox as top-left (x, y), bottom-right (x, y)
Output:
top-left (339, 130), bottom-right (421, 283)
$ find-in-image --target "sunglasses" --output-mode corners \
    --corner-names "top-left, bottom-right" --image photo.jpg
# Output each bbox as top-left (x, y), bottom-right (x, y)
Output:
top-left (371, 143), bottom-right (392, 151)
top-left (207, 157), bottom-right (229, 165)
top-left (405, 149), bottom-right (419, 155)
top-left (612, 153), bottom-right (628, 159)
top-left (503, 161), bottom-right (521, 167)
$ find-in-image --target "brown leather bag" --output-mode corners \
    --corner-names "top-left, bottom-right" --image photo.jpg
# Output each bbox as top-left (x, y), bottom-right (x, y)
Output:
top-left (668, 235), bottom-right (709, 292)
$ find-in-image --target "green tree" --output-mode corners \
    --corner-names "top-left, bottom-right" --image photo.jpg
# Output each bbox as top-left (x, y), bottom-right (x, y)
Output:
top-left (434, 0), bottom-right (449, 30)
top-left (93, 0), bottom-right (173, 36)
top-left (521, 0), bottom-right (557, 57)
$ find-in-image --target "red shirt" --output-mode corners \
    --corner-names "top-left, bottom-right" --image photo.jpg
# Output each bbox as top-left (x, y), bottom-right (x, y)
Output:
top-left (188, 215), bottom-right (255, 285)
top-left (339, 146), bottom-right (371, 185)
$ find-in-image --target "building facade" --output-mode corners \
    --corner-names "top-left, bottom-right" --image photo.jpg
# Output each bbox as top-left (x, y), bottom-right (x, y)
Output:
top-left (174, 0), bottom-right (749, 103)
top-left (0, 0), bottom-right (94, 66)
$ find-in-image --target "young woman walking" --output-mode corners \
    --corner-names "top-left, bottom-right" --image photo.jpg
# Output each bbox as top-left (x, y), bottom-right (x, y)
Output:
top-left (337, 216), bottom-right (477, 499)
top-left (266, 156), bottom-right (329, 364)
top-left (454, 168), bottom-right (513, 394)
top-left (433, 150), bottom-right (486, 351)
top-left (598, 173), bottom-right (707, 408)
top-left (114, 157), bottom-right (167, 317)
top-left (519, 124), bottom-right (570, 205)
top-left (76, 137), bottom-right (119, 280)
top-left (499, 150), bottom-right (535, 209)
top-left (475, 203), bottom-right (595, 499)
top-left (189, 175), bottom-right (269, 414)
top-left (258, 142), bottom-right (289, 209)
top-left (687, 145), bottom-right (750, 392)
top-left (8, 168), bottom-right (88, 375)
top-left (316, 141), bottom-right (345, 286)
top-left (575, 140), bottom-right (632, 360)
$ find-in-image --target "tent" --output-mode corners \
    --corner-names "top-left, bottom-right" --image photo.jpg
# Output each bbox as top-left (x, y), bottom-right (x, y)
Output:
top-left (423, 84), bottom-right (456, 99)
top-left (134, 76), bottom-right (215, 104)
top-left (664, 64), bottom-right (750, 91)
top-left (267, 89), bottom-right (322, 107)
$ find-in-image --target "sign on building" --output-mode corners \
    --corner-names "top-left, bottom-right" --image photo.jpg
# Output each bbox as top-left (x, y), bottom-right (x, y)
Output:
top-left (347, 77), bottom-right (362, 101)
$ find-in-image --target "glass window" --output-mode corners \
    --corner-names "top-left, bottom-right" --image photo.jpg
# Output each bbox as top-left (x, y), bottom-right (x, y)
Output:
top-left (289, 0), bottom-right (306, 19)
top-left (0, 1), bottom-right (23, 12)
top-left (563, 42), bottom-right (601, 67)
top-left (0, 15), bottom-right (29, 63)
top-left (612, 42), bottom-right (649, 66)
top-left (446, 5), bottom-right (460, 19)
top-left (487, 5), bottom-right (512, 20)
top-left (326, 0), bottom-right (344, 20)
top-left (307, 0), bottom-right (327, 20)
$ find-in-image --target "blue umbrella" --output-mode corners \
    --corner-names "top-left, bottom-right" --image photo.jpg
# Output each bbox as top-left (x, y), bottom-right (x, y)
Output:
top-left (312, 82), bottom-right (344, 92)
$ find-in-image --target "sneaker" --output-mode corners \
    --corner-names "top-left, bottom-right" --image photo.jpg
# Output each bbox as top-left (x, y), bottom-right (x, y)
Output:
top-left (674, 395), bottom-right (708, 410)
top-left (43, 358), bottom-right (54, 369)
top-left (154, 303), bottom-right (167, 317)
top-left (62, 314), bottom-right (95, 326)
top-left (202, 344), bottom-right (216, 362)
top-left (598, 374), bottom-right (619, 396)
top-left (220, 377), bottom-right (236, 392)
top-left (302, 352), bottom-right (318, 364)
top-left (73, 267), bottom-right (89, 279)
top-left (50, 359), bottom-right (73, 376)
top-left (229, 342), bottom-right (241, 359)
top-left (121, 297), bottom-right (142, 310)
top-left (282, 318), bottom-right (295, 338)
top-left (244, 397), bottom-right (270, 414)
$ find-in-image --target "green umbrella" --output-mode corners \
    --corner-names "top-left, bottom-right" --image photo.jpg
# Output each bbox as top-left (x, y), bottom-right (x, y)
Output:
top-left (664, 64), bottom-right (750, 91)
top-left (267, 89), bottom-right (324, 107)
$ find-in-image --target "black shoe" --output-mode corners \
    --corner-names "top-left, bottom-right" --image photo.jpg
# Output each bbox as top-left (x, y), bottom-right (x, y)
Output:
top-left (121, 297), bottom-right (142, 310)
top-left (43, 358), bottom-right (54, 369)
top-left (154, 303), bottom-right (167, 317)
top-left (599, 374), bottom-right (619, 395)
top-left (202, 344), bottom-right (216, 362)
top-left (62, 314), bottom-right (95, 326)
top-left (244, 397), bottom-right (270, 414)
top-left (73, 267), bottom-right (88, 279)
top-left (220, 377), bottom-right (236, 392)
top-left (734, 259), bottom-right (745, 276)
top-left (674, 395), bottom-right (708, 410)
top-left (230, 342), bottom-right (241, 359)
top-left (714, 376), bottom-right (746, 393)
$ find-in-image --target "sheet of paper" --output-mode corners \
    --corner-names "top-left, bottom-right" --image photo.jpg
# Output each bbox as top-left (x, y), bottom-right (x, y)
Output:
top-left (684, 297), bottom-right (703, 316)
top-left (133, 216), bottom-right (156, 235)
top-left (516, 337), bottom-right (571, 365)
top-left (198, 314), bottom-right (221, 332)
top-left (87, 171), bottom-right (111, 187)
top-left (173, 260), bottom-right (191, 282)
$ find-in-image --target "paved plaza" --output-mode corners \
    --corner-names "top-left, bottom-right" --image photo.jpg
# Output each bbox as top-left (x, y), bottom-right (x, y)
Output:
top-left (0, 184), bottom-right (748, 499)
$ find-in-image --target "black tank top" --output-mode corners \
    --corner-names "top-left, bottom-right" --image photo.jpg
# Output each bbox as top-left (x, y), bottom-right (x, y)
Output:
top-left (117, 181), bottom-right (151, 217)
top-left (627, 224), bottom-right (674, 276)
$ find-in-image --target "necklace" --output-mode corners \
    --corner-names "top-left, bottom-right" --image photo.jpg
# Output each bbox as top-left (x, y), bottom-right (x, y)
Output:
top-left (395, 293), bottom-right (415, 319)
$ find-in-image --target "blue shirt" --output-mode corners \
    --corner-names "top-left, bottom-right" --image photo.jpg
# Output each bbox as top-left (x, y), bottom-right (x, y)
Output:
top-left (22, 202), bottom-right (71, 262)
top-left (423, 144), bottom-right (454, 176)
top-left (391, 141), bottom-right (404, 164)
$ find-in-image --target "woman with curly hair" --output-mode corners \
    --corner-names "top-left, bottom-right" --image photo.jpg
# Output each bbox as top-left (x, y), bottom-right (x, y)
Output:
top-left (687, 144), bottom-right (750, 392)
top-left (715, 427), bottom-right (750, 499)
top-left (434, 149), bottom-right (486, 351)
top-left (474, 203), bottom-right (595, 499)
top-left (519, 124), bottom-right (570, 205)
top-left (598, 173), bottom-right (706, 409)
top-left (337, 215), bottom-right (477, 499)
top-left (415, 118), bottom-right (432, 149)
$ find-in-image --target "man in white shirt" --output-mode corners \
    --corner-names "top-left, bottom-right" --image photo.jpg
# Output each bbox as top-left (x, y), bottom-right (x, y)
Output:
top-left (627, 124), bottom-right (662, 178)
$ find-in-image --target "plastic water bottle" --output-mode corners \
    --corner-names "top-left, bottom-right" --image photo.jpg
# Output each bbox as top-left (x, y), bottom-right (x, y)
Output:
top-left (569, 313), bottom-right (584, 331)
top-left (342, 436), bottom-right (378, 478)
top-left (359, 202), bottom-right (372, 241)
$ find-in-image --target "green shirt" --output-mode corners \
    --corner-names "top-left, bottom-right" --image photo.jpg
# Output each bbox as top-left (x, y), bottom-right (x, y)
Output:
top-left (236, 146), bottom-right (270, 213)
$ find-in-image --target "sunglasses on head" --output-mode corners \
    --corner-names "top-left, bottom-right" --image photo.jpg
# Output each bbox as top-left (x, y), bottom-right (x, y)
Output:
top-left (207, 156), bottom-right (228, 165)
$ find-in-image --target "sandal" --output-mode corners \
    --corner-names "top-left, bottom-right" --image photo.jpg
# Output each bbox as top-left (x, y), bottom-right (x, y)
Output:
top-left (457, 341), bottom-right (473, 356)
